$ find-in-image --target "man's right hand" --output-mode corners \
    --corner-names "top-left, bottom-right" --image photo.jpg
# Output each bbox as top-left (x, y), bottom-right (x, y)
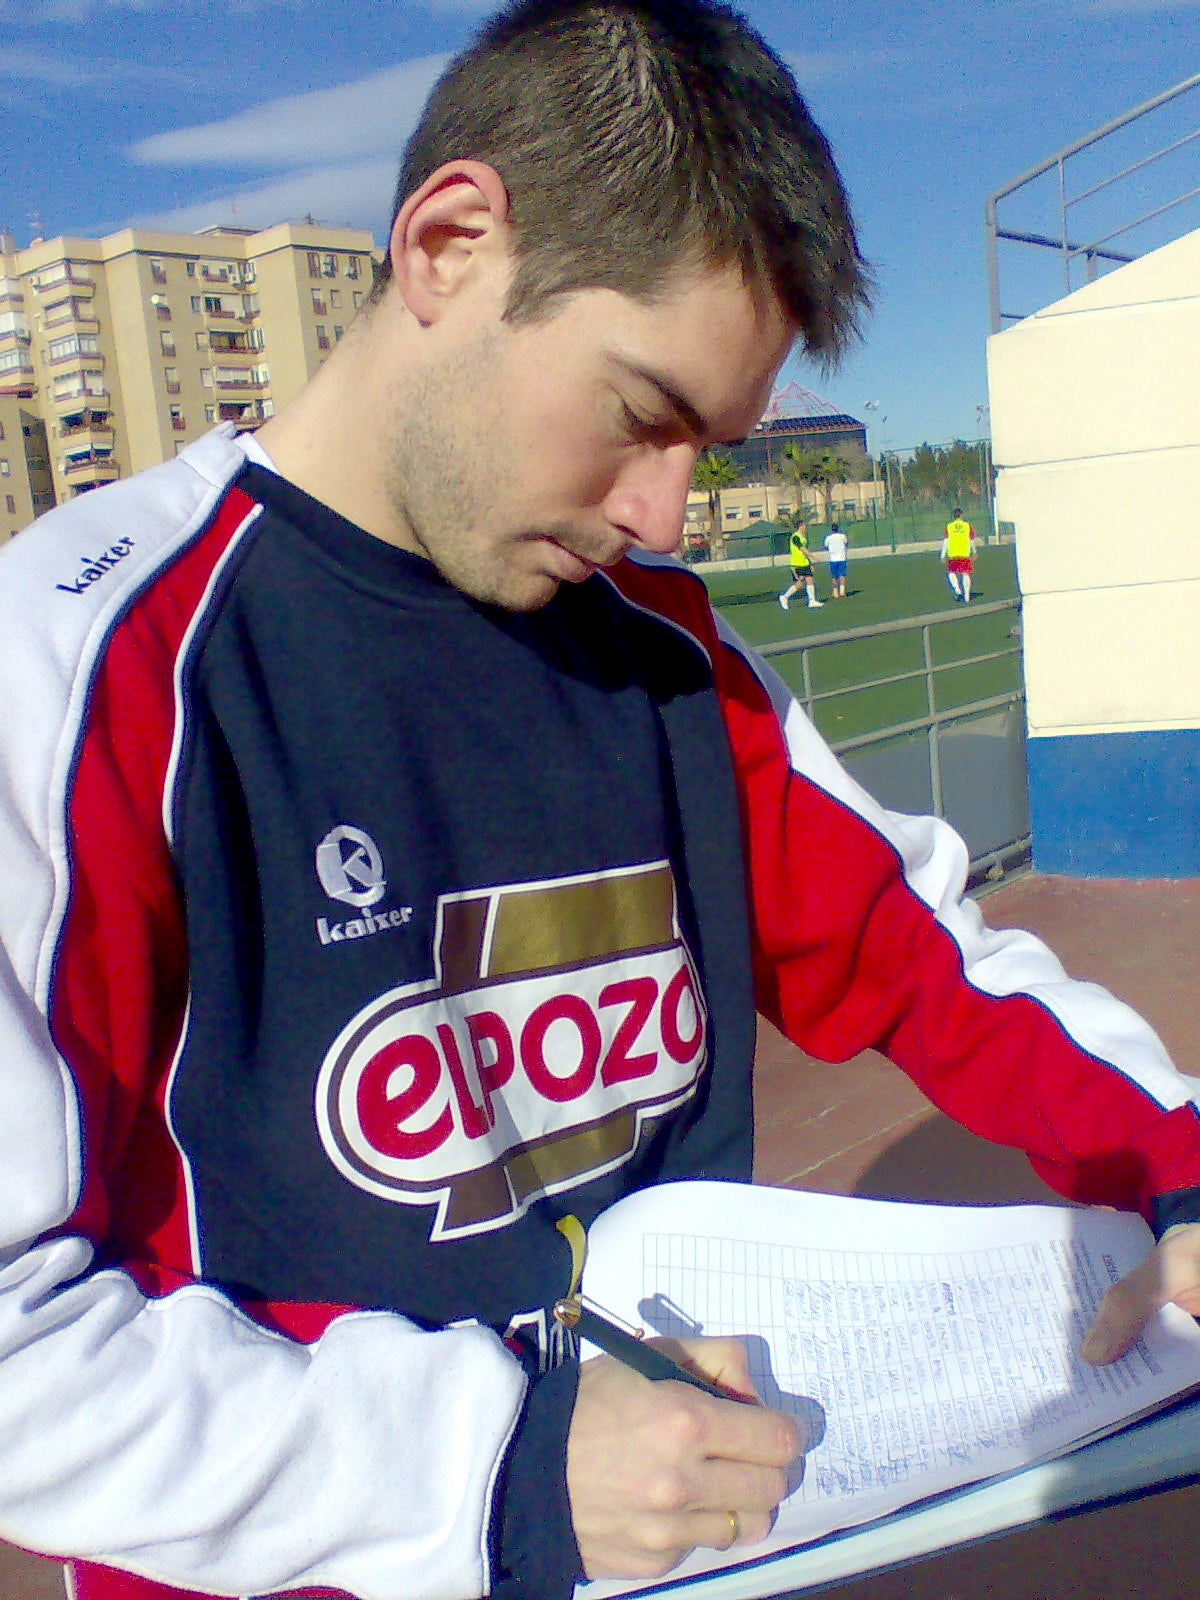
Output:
top-left (565, 1337), bottom-right (805, 1582)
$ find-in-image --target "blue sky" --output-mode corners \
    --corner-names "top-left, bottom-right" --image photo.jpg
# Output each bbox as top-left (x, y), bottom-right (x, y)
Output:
top-left (2, 0), bottom-right (1197, 451)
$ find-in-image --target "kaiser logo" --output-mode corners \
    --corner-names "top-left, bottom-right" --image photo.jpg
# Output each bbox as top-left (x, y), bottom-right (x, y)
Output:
top-left (316, 824), bottom-right (386, 907)
top-left (315, 861), bottom-right (707, 1240)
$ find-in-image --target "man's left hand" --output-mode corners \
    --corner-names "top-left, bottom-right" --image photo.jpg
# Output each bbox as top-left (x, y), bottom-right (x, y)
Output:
top-left (1081, 1222), bottom-right (1200, 1363)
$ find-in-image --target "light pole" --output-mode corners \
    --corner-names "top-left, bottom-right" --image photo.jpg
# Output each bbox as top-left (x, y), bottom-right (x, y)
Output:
top-left (975, 402), bottom-right (994, 541)
top-left (864, 400), bottom-right (893, 545)
top-left (863, 399), bottom-right (885, 498)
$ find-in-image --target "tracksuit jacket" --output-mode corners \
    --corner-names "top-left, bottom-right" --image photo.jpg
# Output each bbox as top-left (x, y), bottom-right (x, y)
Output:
top-left (1, 426), bottom-right (1198, 1600)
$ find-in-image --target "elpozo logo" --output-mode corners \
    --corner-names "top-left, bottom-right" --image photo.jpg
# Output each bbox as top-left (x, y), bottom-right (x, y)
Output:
top-left (315, 860), bottom-right (707, 1240)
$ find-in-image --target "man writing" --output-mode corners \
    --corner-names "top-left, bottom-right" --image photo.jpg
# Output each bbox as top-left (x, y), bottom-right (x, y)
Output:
top-left (1, 4), bottom-right (1199, 1600)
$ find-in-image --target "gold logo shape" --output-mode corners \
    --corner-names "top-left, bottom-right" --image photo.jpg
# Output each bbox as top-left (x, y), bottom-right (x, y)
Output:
top-left (315, 861), bottom-right (707, 1240)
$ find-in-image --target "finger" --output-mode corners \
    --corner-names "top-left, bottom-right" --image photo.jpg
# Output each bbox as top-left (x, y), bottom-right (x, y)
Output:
top-left (687, 1457), bottom-right (792, 1518)
top-left (676, 1385), bottom-right (803, 1467)
top-left (1081, 1226), bottom-right (1200, 1364)
top-left (692, 1505), bottom-right (774, 1552)
top-left (656, 1335), bottom-right (760, 1400)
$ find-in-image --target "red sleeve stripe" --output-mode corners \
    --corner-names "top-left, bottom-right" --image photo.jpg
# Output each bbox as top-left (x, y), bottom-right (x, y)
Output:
top-left (606, 555), bottom-right (1200, 1212)
top-left (50, 485), bottom-right (261, 1269)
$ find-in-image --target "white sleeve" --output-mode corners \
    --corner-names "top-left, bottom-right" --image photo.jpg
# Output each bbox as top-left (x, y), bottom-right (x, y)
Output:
top-left (0, 471), bottom-right (527, 1600)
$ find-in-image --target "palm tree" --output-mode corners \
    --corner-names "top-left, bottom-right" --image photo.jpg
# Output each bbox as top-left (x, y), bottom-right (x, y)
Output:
top-left (780, 445), bottom-right (852, 529)
top-left (691, 449), bottom-right (740, 558)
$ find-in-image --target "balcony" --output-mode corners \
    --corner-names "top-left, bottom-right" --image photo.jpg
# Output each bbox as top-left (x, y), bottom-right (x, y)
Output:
top-left (49, 350), bottom-right (103, 369)
top-left (217, 401), bottom-right (270, 428)
top-left (58, 413), bottom-right (113, 441)
top-left (0, 367), bottom-right (35, 396)
top-left (213, 372), bottom-right (267, 390)
top-left (34, 270), bottom-right (93, 296)
top-left (164, 380), bottom-right (181, 395)
top-left (43, 301), bottom-right (99, 331)
top-left (52, 383), bottom-right (107, 407)
top-left (63, 451), bottom-right (119, 481)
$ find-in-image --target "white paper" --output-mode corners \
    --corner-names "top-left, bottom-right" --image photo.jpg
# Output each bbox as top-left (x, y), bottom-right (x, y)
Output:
top-left (579, 1181), bottom-right (1200, 1596)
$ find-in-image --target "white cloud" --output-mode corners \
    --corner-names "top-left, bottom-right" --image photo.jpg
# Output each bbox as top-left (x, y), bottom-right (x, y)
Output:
top-left (129, 56), bottom-right (449, 171)
top-left (0, 42), bottom-right (196, 88)
top-left (128, 157), bottom-right (396, 238)
top-left (781, 46), bottom-right (924, 90)
top-left (4, 0), bottom-right (302, 18)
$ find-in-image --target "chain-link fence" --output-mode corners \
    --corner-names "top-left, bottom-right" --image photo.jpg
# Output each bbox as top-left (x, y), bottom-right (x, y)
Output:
top-left (713, 495), bottom-right (1002, 565)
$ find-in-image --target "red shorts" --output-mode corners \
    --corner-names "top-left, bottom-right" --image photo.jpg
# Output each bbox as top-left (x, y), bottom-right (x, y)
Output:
top-left (947, 556), bottom-right (973, 574)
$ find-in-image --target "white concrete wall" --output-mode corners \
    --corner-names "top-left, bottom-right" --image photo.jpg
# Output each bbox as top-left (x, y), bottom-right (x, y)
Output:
top-left (986, 228), bottom-right (1200, 876)
top-left (987, 228), bottom-right (1200, 741)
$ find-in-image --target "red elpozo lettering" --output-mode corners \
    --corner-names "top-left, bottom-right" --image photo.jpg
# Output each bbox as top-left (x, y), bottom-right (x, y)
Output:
top-left (315, 862), bottom-right (707, 1240)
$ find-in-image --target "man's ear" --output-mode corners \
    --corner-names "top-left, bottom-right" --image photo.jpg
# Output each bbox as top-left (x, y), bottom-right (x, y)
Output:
top-left (388, 161), bottom-right (512, 324)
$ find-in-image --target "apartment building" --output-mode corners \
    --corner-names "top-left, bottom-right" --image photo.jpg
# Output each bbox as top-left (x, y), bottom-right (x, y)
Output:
top-left (0, 221), bottom-right (379, 522)
top-left (0, 398), bottom-right (53, 543)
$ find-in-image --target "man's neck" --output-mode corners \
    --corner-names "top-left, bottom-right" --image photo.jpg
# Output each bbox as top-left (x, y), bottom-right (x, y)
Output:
top-left (253, 308), bottom-right (415, 552)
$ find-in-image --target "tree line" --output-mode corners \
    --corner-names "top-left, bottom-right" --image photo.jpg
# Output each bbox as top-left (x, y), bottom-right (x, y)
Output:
top-left (691, 438), bottom-right (993, 556)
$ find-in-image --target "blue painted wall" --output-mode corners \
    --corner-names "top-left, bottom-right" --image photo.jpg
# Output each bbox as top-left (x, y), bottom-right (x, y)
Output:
top-left (1028, 728), bottom-right (1200, 878)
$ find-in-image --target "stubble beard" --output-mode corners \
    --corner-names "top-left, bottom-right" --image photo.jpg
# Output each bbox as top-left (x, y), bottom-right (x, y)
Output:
top-left (382, 339), bottom-right (560, 613)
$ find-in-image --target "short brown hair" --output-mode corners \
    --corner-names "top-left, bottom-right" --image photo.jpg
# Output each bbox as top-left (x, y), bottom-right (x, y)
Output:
top-left (377, 0), bottom-right (870, 360)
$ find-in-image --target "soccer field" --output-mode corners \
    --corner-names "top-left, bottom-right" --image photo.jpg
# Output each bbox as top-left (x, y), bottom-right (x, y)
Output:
top-left (701, 543), bottom-right (1022, 745)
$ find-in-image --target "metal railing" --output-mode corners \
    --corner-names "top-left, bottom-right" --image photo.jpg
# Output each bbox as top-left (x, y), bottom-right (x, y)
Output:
top-left (760, 599), bottom-right (1029, 886)
top-left (986, 73), bottom-right (1200, 331)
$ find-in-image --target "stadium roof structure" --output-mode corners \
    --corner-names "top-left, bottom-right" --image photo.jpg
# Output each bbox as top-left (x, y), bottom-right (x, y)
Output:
top-left (754, 381), bottom-right (862, 436)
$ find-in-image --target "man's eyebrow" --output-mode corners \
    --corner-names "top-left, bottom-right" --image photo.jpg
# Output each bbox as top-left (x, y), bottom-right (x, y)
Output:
top-left (611, 358), bottom-right (748, 448)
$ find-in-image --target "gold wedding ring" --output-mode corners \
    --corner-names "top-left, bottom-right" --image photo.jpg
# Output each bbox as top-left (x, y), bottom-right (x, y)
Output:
top-left (726, 1509), bottom-right (741, 1546)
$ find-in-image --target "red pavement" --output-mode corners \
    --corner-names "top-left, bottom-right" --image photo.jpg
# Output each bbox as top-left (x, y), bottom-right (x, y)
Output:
top-left (4, 873), bottom-right (1199, 1600)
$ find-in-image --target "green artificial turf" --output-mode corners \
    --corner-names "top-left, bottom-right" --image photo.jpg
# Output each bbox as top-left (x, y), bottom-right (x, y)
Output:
top-left (702, 544), bottom-right (1022, 746)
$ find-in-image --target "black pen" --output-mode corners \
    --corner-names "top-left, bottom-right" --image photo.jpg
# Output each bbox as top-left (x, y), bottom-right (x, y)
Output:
top-left (552, 1295), bottom-right (746, 1401)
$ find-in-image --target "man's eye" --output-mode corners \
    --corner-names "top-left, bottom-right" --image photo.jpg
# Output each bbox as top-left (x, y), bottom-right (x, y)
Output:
top-left (621, 403), bottom-right (663, 439)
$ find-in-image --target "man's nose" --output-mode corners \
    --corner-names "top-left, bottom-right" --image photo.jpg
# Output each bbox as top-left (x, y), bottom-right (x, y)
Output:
top-left (604, 444), bottom-right (698, 554)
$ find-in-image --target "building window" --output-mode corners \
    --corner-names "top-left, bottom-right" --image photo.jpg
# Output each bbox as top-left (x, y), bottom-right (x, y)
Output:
top-left (170, 405), bottom-right (185, 432)
top-left (352, 290), bottom-right (364, 310)
top-left (5, 495), bottom-right (15, 515)
top-left (150, 258), bottom-right (167, 284)
top-left (200, 368), bottom-right (213, 387)
top-left (164, 366), bottom-right (180, 394)
top-left (315, 325), bottom-right (329, 351)
top-left (322, 253), bottom-right (337, 277)
top-left (307, 252), bottom-right (321, 277)
top-left (160, 330), bottom-right (176, 356)
top-left (195, 330), bottom-right (209, 350)
top-left (205, 404), bottom-right (216, 423)
top-left (346, 256), bottom-right (360, 280)
top-left (329, 289), bottom-right (342, 309)
top-left (333, 325), bottom-right (344, 341)
top-left (48, 332), bottom-right (100, 361)
top-left (243, 294), bottom-right (260, 317)
top-left (203, 295), bottom-right (224, 315)
top-left (310, 287), bottom-right (326, 314)
top-left (186, 261), bottom-right (197, 277)
top-left (0, 459), bottom-right (9, 475)
top-left (191, 296), bottom-right (201, 313)
top-left (243, 262), bottom-right (256, 284)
